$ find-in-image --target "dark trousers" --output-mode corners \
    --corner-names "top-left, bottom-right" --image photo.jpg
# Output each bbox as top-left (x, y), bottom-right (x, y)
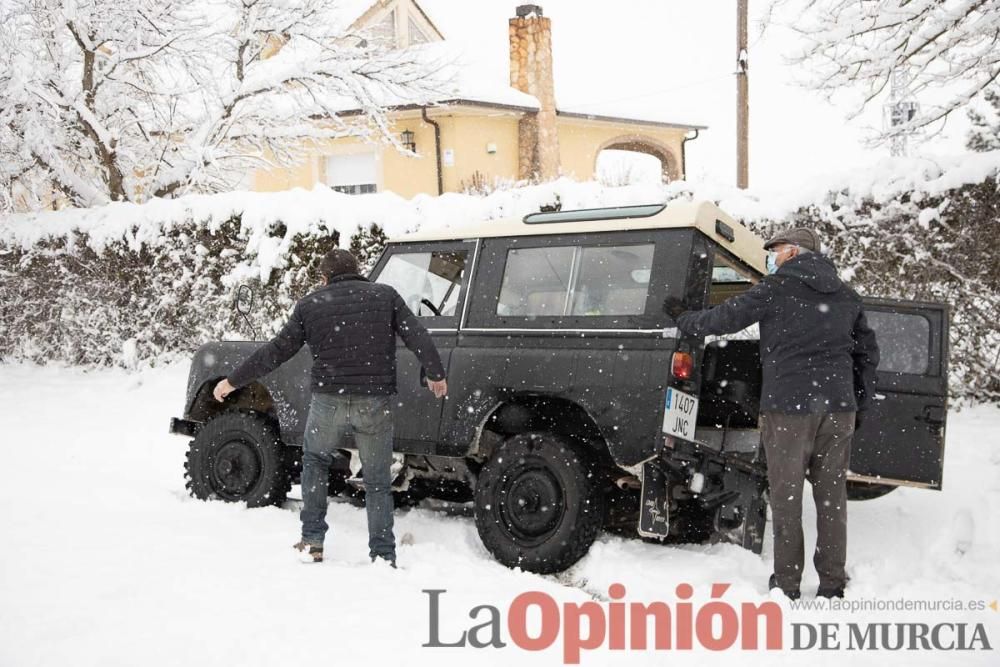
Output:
top-left (761, 411), bottom-right (855, 591)
top-left (300, 393), bottom-right (396, 561)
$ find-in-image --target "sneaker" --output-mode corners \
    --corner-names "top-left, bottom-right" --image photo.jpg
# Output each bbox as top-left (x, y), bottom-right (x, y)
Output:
top-left (370, 554), bottom-right (397, 569)
top-left (816, 585), bottom-right (845, 599)
top-left (768, 574), bottom-right (801, 600)
top-left (293, 540), bottom-right (323, 563)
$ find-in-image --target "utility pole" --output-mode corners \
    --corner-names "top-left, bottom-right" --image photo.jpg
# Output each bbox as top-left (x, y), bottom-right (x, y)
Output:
top-left (736, 0), bottom-right (749, 189)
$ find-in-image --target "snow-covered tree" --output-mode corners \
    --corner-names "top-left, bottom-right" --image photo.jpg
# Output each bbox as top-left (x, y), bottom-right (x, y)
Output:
top-left (0, 0), bottom-right (452, 211)
top-left (966, 86), bottom-right (1000, 151)
top-left (767, 0), bottom-right (1000, 142)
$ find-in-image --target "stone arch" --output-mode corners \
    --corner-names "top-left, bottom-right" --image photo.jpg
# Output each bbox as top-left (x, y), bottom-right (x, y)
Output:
top-left (595, 134), bottom-right (681, 183)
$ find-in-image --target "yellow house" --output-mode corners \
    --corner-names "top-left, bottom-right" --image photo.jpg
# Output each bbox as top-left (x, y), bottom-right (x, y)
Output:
top-left (253, 1), bottom-right (705, 198)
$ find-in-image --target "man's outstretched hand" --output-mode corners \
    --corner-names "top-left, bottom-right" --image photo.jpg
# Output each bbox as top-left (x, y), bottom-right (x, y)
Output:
top-left (213, 378), bottom-right (235, 402)
top-left (428, 378), bottom-right (448, 399)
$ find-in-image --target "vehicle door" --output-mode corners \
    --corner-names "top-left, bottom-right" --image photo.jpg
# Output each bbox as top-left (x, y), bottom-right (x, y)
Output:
top-left (369, 241), bottom-right (475, 453)
top-left (849, 298), bottom-right (950, 489)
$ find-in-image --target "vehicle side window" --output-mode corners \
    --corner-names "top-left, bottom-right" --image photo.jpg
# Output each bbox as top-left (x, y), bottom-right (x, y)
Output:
top-left (376, 250), bottom-right (467, 317)
top-left (496, 243), bottom-right (654, 317)
top-left (497, 247), bottom-right (573, 316)
top-left (709, 252), bottom-right (756, 306)
top-left (865, 310), bottom-right (930, 375)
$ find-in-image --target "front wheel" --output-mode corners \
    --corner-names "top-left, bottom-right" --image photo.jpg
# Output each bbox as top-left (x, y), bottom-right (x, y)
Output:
top-left (474, 432), bottom-right (604, 574)
top-left (184, 410), bottom-right (291, 507)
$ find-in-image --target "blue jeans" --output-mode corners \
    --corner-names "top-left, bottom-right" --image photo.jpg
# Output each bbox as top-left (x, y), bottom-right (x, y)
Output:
top-left (300, 393), bottom-right (396, 561)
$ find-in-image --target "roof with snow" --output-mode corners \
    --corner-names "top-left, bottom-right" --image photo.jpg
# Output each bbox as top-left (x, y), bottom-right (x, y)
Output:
top-left (331, 0), bottom-right (699, 129)
top-left (556, 108), bottom-right (705, 131)
top-left (345, 0), bottom-right (445, 39)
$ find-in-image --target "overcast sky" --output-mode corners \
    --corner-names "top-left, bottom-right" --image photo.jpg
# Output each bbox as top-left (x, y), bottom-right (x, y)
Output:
top-left (419, 0), bottom-right (973, 190)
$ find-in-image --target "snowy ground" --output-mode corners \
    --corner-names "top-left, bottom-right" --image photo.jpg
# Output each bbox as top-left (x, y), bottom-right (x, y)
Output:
top-left (1, 363), bottom-right (998, 666)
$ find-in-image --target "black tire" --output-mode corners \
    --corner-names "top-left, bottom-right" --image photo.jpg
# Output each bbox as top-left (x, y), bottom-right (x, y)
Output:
top-left (184, 410), bottom-right (291, 507)
top-left (847, 481), bottom-right (897, 501)
top-left (474, 432), bottom-right (604, 574)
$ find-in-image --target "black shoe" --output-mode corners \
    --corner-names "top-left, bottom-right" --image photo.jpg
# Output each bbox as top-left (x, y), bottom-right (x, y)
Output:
top-left (370, 554), bottom-right (397, 569)
top-left (768, 574), bottom-right (801, 600)
top-left (817, 585), bottom-right (845, 599)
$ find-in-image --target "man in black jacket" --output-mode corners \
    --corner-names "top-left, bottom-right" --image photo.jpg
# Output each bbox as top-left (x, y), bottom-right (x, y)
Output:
top-left (213, 249), bottom-right (447, 566)
top-left (666, 228), bottom-right (879, 599)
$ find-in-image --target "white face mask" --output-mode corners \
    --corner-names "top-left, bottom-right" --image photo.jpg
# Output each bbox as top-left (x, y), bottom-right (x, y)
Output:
top-left (766, 251), bottom-right (779, 274)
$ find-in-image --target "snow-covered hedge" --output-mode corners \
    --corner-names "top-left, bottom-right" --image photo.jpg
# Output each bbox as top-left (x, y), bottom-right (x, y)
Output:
top-left (756, 174), bottom-right (1000, 404)
top-left (1, 154), bottom-right (998, 401)
top-left (0, 181), bottom-right (663, 368)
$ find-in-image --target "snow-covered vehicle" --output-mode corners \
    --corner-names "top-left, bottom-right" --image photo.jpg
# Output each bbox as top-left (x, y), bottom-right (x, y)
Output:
top-left (169, 200), bottom-right (950, 574)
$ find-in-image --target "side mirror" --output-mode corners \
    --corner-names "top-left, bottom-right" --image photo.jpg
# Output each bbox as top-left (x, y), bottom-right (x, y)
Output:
top-left (235, 284), bottom-right (254, 316)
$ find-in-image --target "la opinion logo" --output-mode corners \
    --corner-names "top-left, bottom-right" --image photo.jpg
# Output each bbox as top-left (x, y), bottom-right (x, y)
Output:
top-left (424, 582), bottom-right (783, 663)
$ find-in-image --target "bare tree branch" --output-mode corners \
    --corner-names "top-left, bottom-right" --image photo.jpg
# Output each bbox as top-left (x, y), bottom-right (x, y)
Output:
top-left (0, 0), bottom-right (455, 211)
top-left (768, 0), bottom-right (1000, 142)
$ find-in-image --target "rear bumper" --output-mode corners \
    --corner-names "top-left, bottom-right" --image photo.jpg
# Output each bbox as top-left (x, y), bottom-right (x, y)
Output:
top-left (169, 417), bottom-right (201, 438)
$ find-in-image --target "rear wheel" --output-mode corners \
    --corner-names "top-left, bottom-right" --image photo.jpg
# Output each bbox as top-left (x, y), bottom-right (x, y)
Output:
top-left (474, 432), bottom-right (604, 574)
top-left (185, 410), bottom-right (291, 507)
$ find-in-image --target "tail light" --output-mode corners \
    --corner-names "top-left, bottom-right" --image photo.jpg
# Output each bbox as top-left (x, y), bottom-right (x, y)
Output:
top-left (671, 351), bottom-right (693, 380)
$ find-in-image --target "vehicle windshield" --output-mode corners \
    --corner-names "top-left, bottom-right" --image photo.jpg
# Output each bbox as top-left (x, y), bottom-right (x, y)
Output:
top-left (376, 250), bottom-right (467, 316)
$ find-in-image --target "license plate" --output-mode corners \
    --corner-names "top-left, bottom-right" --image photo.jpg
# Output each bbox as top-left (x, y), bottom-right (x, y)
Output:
top-left (662, 387), bottom-right (698, 441)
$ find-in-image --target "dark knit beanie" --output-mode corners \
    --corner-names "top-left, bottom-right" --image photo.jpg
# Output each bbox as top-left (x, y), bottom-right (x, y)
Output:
top-left (318, 248), bottom-right (359, 281)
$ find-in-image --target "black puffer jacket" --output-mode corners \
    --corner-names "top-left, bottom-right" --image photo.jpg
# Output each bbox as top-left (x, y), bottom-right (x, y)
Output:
top-left (228, 273), bottom-right (445, 395)
top-left (677, 252), bottom-right (879, 414)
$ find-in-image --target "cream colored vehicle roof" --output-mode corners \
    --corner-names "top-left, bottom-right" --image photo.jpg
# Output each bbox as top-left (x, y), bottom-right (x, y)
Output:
top-left (389, 199), bottom-right (767, 275)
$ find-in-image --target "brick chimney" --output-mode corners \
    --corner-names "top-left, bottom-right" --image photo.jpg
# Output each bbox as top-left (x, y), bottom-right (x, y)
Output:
top-left (509, 5), bottom-right (560, 182)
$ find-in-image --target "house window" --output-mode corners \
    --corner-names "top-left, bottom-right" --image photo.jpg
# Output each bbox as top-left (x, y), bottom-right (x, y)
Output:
top-left (325, 152), bottom-right (377, 195)
top-left (331, 184), bottom-right (376, 195)
top-left (408, 17), bottom-right (430, 45)
top-left (372, 10), bottom-right (396, 48)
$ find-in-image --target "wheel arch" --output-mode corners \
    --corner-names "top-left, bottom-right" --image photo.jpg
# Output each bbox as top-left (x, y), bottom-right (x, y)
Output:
top-left (470, 393), bottom-right (613, 464)
top-left (187, 378), bottom-right (279, 427)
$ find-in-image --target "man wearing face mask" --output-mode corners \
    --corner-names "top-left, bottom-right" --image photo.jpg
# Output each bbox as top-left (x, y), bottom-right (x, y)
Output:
top-left (664, 228), bottom-right (879, 600)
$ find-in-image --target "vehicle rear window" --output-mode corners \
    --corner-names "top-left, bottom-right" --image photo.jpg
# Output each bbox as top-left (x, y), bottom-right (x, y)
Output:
top-left (708, 252), bottom-right (756, 306)
top-left (865, 310), bottom-right (931, 375)
top-left (496, 244), bottom-right (654, 317)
